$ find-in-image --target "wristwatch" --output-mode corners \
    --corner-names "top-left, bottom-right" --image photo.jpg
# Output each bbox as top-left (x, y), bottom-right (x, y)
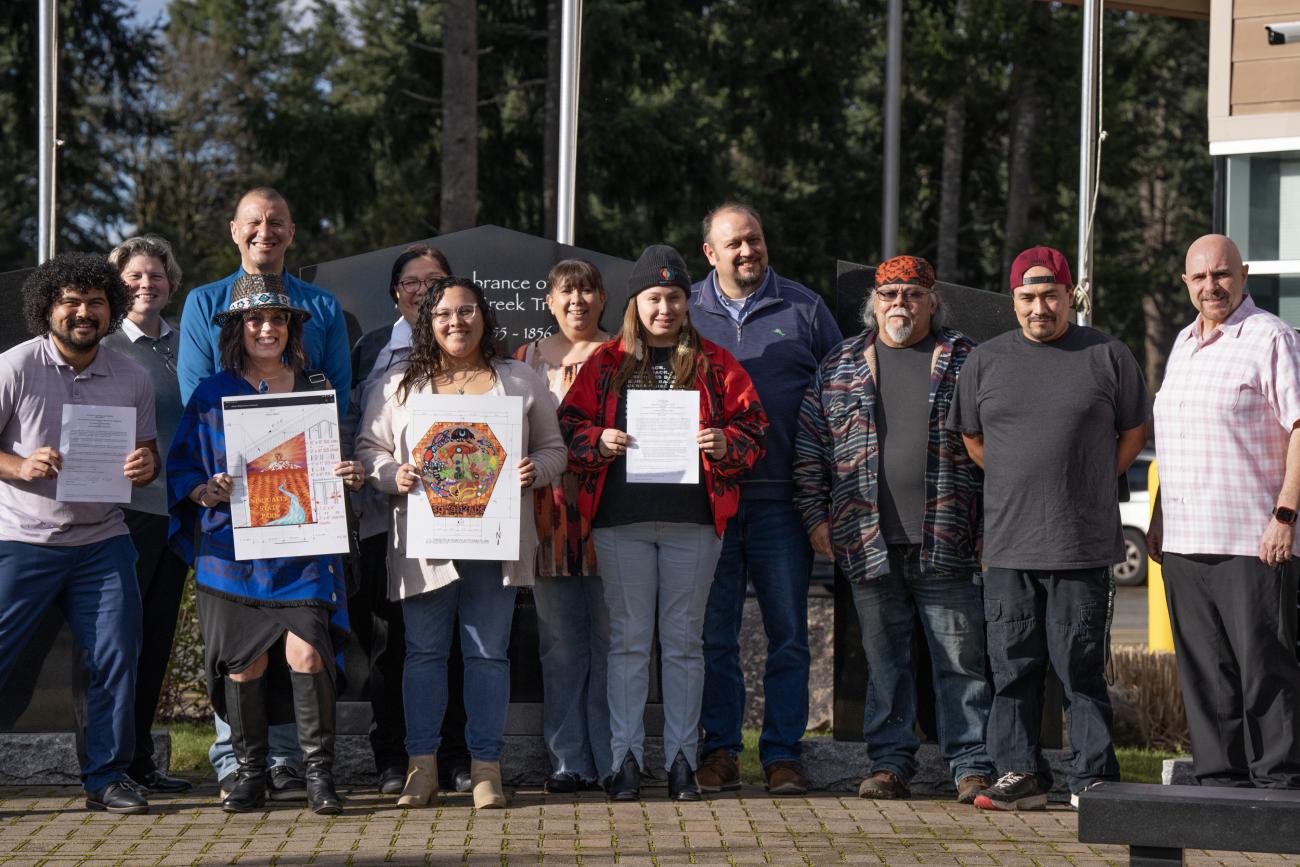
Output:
top-left (1273, 506), bottom-right (1298, 526)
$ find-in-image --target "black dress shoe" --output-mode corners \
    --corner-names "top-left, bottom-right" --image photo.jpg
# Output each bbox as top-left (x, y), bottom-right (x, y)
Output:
top-left (86, 780), bottom-right (149, 814)
top-left (545, 771), bottom-right (582, 794)
top-left (450, 766), bottom-right (472, 794)
top-left (608, 752), bottom-right (640, 802)
top-left (378, 764), bottom-right (407, 796)
top-left (668, 752), bottom-right (701, 802)
top-left (128, 769), bottom-right (193, 794)
top-left (267, 765), bottom-right (307, 801)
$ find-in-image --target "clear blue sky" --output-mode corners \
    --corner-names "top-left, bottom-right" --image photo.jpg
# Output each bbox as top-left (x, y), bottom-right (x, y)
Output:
top-left (129, 0), bottom-right (168, 22)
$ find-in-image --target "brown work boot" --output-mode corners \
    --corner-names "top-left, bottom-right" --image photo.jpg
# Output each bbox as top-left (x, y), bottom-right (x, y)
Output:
top-left (764, 761), bottom-right (809, 795)
top-left (857, 770), bottom-right (910, 800)
top-left (695, 749), bottom-right (741, 793)
top-left (956, 774), bottom-right (990, 805)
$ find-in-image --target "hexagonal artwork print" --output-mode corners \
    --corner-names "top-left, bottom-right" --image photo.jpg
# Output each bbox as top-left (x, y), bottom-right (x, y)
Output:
top-left (412, 422), bottom-right (505, 518)
top-left (245, 432), bottom-right (315, 527)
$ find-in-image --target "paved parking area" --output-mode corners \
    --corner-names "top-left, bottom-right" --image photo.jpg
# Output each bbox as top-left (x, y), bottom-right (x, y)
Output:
top-left (0, 784), bottom-right (1293, 866)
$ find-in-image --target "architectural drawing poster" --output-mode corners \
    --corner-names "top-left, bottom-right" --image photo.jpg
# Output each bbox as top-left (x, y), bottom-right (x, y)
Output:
top-left (221, 390), bottom-right (350, 561)
top-left (405, 394), bottom-right (523, 561)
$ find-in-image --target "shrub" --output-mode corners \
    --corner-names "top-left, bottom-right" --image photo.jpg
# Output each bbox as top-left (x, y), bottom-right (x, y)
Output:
top-left (1107, 645), bottom-right (1189, 752)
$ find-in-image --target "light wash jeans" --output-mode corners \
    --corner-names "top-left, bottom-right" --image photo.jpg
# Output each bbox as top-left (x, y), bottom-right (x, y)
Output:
top-left (401, 560), bottom-right (516, 761)
top-left (210, 718), bottom-right (301, 781)
top-left (849, 545), bottom-right (994, 785)
top-left (594, 521), bottom-right (722, 775)
top-left (534, 574), bottom-right (611, 782)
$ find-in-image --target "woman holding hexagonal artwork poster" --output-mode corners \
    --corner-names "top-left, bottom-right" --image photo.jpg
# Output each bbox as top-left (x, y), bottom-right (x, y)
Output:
top-left (355, 276), bottom-right (567, 810)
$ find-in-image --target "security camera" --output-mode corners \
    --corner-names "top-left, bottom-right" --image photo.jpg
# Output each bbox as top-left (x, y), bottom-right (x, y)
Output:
top-left (1265, 22), bottom-right (1300, 45)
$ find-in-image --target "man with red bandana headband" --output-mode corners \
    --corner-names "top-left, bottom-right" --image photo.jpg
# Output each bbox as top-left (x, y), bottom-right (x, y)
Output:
top-left (947, 246), bottom-right (1149, 811)
top-left (793, 255), bottom-right (994, 804)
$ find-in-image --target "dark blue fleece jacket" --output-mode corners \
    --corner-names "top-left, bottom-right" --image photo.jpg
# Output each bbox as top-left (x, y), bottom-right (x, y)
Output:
top-left (691, 268), bottom-right (843, 500)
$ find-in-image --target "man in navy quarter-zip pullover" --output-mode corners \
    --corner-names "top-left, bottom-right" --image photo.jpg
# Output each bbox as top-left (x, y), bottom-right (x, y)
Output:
top-left (689, 203), bottom-right (842, 795)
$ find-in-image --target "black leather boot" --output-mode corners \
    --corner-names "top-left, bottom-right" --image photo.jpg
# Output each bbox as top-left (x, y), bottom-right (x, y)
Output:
top-left (291, 669), bottom-right (342, 815)
top-left (608, 751), bottom-right (640, 802)
top-left (668, 751), bottom-right (701, 801)
top-left (222, 676), bottom-right (269, 813)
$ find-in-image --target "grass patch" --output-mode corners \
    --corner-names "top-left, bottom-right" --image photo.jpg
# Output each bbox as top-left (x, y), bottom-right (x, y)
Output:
top-left (164, 724), bottom-right (1179, 787)
top-left (1117, 747), bottom-right (1180, 784)
top-left (166, 721), bottom-right (216, 776)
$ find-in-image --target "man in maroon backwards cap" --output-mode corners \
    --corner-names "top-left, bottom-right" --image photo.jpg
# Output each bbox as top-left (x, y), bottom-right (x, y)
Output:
top-left (793, 255), bottom-right (993, 805)
top-left (946, 247), bottom-right (1149, 811)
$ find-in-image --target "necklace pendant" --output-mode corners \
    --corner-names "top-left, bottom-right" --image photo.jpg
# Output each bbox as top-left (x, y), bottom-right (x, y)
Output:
top-left (258, 379), bottom-right (269, 394)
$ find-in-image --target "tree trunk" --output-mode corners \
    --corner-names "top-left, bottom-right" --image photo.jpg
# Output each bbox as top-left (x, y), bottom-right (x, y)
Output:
top-left (440, 0), bottom-right (478, 233)
top-left (936, 93), bottom-right (966, 279)
top-left (1002, 73), bottom-right (1038, 287)
top-left (542, 0), bottom-right (561, 239)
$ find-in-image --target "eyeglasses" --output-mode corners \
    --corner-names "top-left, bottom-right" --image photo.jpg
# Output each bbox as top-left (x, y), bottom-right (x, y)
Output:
top-left (243, 312), bottom-right (290, 327)
top-left (432, 304), bottom-right (479, 324)
top-left (396, 275), bottom-right (449, 295)
top-left (875, 288), bottom-right (932, 303)
top-left (150, 338), bottom-right (176, 374)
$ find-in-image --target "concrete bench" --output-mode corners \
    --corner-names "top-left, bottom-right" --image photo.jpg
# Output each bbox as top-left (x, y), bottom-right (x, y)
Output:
top-left (1077, 781), bottom-right (1300, 866)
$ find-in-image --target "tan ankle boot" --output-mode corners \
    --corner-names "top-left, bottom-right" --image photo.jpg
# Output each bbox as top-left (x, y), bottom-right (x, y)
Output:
top-left (396, 755), bottom-right (438, 807)
top-left (471, 759), bottom-right (506, 809)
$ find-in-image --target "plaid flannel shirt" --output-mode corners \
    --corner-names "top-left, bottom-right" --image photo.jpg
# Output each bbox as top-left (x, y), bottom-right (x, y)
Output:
top-left (1155, 295), bottom-right (1300, 557)
top-left (792, 327), bottom-right (982, 583)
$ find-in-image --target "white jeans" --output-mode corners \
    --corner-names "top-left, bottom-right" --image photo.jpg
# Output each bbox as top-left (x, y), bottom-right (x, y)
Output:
top-left (593, 521), bottom-right (722, 775)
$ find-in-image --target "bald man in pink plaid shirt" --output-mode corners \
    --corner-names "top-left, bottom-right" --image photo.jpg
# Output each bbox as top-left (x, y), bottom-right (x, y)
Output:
top-left (1150, 233), bottom-right (1300, 789)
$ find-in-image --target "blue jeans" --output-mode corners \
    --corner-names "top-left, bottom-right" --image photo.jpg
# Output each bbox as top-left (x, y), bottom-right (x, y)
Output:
top-left (533, 574), bottom-right (611, 782)
top-left (701, 499), bottom-right (813, 766)
top-left (983, 566), bottom-right (1119, 793)
top-left (209, 716), bottom-right (301, 780)
top-left (849, 546), bottom-right (994, 785)
top-left (594, 522), bottom-right (722, 773)
top-left (402, 561), bottom-right (516, 760)
top-left (0, 536), bottom-right (141, 792)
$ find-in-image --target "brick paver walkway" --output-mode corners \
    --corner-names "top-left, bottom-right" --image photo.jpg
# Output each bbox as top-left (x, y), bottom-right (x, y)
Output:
top-left (1, 785), bottom-right (1293, 866)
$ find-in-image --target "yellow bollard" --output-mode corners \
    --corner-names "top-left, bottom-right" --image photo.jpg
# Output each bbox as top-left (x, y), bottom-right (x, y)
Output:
top-left (1147, 459), bottom-right (1175, 652)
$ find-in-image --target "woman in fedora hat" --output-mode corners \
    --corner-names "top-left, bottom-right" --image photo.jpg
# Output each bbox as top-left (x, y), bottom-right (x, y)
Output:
top-left (167, 273), bottom-right (364, 815)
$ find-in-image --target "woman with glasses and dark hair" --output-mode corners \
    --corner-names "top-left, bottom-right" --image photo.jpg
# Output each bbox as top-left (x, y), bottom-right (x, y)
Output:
top-left (355, 277), bottom-right (567, 810)
top-left (101, 235), bottom-right (192, 795)
top-left (343, 245), bottom-right (475, 795)
top-left (167, 274), bottom-right (366, 815)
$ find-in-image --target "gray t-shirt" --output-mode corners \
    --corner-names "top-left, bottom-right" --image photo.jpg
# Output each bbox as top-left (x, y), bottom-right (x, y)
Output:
top-left (946, 324), bottom-right (1148, 570)
top-left (876, 334), bottom-right (935, 545)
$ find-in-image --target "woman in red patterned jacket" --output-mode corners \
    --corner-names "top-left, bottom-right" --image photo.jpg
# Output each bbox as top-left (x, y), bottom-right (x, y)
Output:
top-left (559, 245), bottom-right (768, 802)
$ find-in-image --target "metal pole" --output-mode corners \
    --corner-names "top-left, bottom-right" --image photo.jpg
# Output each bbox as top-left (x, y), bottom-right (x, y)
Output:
top-left (37, 0), bottom-right (57, 263)
top-left (1076, 0), bottom-right (1100, 326)
top-left (882, 0), bottom-right (901, 260)
top-left (556, 0), bottom-right (581, 246)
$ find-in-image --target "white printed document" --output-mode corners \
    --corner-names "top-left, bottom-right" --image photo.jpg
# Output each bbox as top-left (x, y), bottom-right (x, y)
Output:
top-left (222, 390), bottom-right (349, 561)
top-left (405, 394), bottom-right (523, 561)
top-left (56, 404), bottom-right (135, 503)
top-left (625, 389), bottom-right (700, 484)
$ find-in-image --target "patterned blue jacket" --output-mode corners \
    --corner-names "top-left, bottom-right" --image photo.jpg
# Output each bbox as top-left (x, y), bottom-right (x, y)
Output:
top-left (167, 370), bottom-right (348, 626)
top-left (792, 327), bottom-right (982, 582)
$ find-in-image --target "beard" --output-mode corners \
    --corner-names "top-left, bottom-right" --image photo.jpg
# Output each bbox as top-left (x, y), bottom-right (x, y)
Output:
top-left (884, 313), bottom-right (914, 345)
top-left (51, 317), bottom-right (105, 351)
top-left (732, 259), bottom-right (766, 291)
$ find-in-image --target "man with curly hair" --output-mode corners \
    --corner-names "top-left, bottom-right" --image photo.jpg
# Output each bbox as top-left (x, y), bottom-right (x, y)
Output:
top-left (0, 252), bottom-right (159, 813)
